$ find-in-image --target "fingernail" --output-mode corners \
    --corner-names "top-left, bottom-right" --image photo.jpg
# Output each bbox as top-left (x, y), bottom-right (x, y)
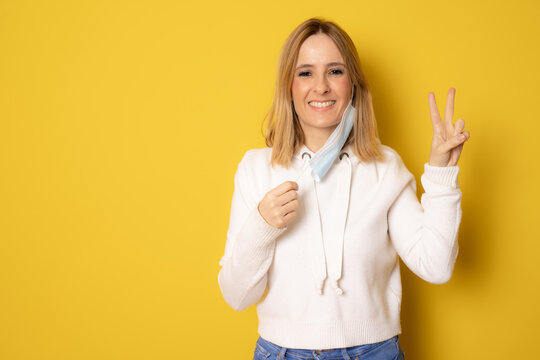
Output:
top-left (459, 134), bottom-right (466, 141)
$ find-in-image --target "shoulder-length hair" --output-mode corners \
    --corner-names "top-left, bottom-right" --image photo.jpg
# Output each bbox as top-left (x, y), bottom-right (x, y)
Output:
top-left (264, 17), bottom-right (384, 168)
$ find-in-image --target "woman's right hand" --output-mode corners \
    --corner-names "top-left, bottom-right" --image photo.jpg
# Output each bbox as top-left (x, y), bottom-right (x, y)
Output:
top-left (257, 181), bottom-right (299, 229)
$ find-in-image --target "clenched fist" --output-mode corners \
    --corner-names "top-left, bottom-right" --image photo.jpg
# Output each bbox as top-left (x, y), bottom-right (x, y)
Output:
top-left (257, 181), bottom-right (300, 229)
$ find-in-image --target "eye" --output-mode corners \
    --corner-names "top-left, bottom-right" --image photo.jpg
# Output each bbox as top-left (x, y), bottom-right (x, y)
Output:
top-left (329, 68), bottom-right (344, 75)
top-left (298, 71), bottom-right (311, 77)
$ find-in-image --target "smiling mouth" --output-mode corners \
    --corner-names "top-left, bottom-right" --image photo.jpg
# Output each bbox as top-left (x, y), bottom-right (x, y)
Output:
top-left (308, 100), bottom-right (336, 108)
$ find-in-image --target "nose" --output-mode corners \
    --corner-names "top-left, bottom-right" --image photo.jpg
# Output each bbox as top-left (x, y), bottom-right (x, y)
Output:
top-left (313, 75), bottom-right (330, 95)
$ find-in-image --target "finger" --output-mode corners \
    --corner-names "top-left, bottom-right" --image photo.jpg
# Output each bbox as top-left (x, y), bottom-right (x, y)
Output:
top-left (449, 143), bottom-right (463, 166)
top-left (279, 188), bottom-right (298, 205)
top-left (428, 92), bottom-right (442, 127)
top-left (444, 88), bottom-right (455, 124)
top-left (453, 118), bottom-right (465, 136)
top-left (281, 199), bottom-right (299, 215)
top-left (271, 181), bottom-right (298, 196)
top-left (283, 211), bottom-right (297, 224)
top-left (456, 130), bottom-right (470, 142)
top-left (441, 133), bottom-right (467, 153)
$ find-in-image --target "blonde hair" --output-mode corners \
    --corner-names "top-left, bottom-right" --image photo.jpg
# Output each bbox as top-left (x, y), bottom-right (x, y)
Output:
top-left (264, 17), bottom-right (384, 168)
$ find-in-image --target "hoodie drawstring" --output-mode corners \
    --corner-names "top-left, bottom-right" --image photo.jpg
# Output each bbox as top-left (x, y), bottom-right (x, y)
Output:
top-left (328, 152), bottom-right (352, 295)
top-left (299, 150), bottom-right (352, 296)
top-left (300, 152), bottom-right (327, 295)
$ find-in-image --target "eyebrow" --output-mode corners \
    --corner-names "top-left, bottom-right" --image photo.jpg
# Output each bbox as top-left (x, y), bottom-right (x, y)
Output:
top-left (295, 62), bottom-right (346, 70)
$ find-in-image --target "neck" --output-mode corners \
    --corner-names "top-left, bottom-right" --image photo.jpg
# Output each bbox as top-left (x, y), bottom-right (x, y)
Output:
top-left (302, 125), bottom-right (338, 153)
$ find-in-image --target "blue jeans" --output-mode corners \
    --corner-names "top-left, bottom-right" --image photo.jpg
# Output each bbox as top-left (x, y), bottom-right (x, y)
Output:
top-left (253, 335), bottom-right (405, 360)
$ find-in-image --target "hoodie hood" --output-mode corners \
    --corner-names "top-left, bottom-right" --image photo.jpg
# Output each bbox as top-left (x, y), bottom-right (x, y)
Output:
top-left (292, 143), bottom-right (356, 296)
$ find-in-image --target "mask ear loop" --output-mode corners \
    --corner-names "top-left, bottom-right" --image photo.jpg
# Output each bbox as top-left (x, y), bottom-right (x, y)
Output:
top-left (344, 84), bottom-right (355, 151)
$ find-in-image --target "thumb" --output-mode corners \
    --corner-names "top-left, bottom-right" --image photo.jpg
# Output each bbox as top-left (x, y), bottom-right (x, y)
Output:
top-left (442, 133), bottom-right (466, 153)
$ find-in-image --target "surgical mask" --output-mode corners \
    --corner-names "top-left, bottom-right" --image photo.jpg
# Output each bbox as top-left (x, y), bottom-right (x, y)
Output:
top-left (308, 99), bottom-right (355, 182)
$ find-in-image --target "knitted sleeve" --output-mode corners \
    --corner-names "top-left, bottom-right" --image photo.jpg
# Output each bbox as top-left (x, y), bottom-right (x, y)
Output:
top-left (217, 152), bottom-right (287, 311)
top-left (387, 155), bottom-right (462, 284)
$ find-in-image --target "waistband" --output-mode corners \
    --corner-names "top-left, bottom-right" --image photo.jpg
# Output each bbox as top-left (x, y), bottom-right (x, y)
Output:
top-left (256, 335), bottom-right (399, 359)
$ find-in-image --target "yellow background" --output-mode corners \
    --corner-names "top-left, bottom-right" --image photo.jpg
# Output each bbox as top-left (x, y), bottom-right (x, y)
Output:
top-left (1, 0), bottom-right (539, 359)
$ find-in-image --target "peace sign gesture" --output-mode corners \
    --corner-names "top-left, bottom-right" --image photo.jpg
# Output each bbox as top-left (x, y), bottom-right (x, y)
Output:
top-left (427, 88), bottom-right (470, 167)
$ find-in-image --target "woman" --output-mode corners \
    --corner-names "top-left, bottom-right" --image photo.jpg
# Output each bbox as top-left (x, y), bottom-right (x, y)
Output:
top-left (218, 18), bottom-right (470, 360)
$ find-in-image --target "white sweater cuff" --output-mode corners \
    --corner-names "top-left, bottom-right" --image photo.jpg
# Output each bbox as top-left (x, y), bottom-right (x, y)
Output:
top-left (422, 163), bottom-right (460, 190)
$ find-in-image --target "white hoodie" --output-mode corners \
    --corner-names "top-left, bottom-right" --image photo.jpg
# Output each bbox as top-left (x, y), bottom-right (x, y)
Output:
top-left (217, 142), bottom-right (461, 349)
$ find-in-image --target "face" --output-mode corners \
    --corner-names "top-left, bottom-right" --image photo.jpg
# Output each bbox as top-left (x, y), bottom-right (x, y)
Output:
top-left (291, 33), bottom-right (353, 141)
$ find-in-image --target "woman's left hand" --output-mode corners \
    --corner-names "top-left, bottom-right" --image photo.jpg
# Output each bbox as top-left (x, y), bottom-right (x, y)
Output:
top-left (427, 88), bottom-right (471, 167)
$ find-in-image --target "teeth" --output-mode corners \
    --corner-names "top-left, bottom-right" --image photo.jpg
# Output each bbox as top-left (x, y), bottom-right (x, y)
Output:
top-left (309, 101), bottom-right (335, 108)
